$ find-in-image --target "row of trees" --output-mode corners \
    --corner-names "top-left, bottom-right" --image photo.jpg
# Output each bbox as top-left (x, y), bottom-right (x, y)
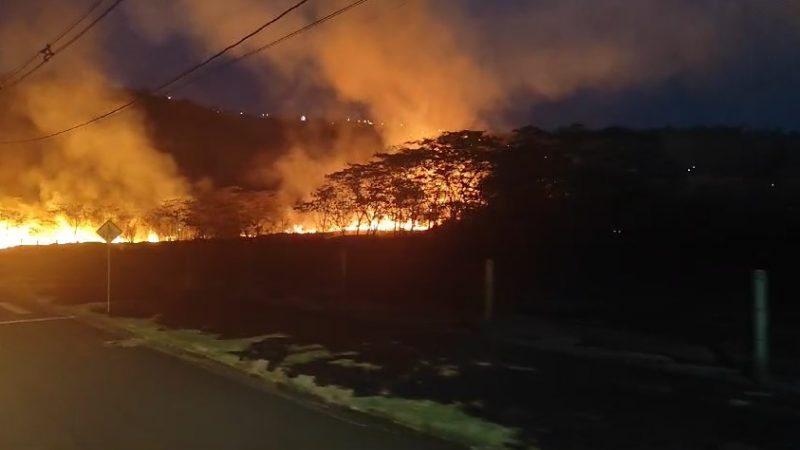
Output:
top-left (115, 126), bottom-right (800, 241)
top-left (146, 187), bottom-right (287, 240)
top-left (147, 131), bottom-right (501, 238)
top-left (295, 131), bottom-right (499, 233)
top-left (0, 187), bottom-right (285, 243)
top-left (0, 130), bottom-right (508, 242)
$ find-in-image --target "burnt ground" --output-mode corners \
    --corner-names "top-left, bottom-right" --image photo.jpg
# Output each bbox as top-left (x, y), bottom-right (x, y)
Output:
top-left (94, 298), bottom-right (800, 450)
top-left (0, 301), bottom-right (453, 450)
top-left (1, 238), bottom-right (799, 449)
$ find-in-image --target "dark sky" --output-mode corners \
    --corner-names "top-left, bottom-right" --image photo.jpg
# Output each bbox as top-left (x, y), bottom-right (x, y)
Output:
top-left (101, 5), bottom-right (358, 118)
top-left (529, 62), bottom-right (800, 130)
top-left (528, 10), bottom-right (800, 131)
top-left (5, 0), bottom-right (800, 131)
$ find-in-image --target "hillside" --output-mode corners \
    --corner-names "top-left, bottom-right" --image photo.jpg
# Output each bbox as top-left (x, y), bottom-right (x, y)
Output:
top-left (136, 93), bottom-right (384, 189)
top-left (0, 89), bottom-right (384, 192)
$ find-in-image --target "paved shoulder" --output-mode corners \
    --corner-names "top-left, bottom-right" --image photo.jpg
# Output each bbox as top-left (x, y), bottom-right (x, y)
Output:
top-left (0, 297), bottom-right (72, 324)
top-left (0, 318), bottom-right (453, 450)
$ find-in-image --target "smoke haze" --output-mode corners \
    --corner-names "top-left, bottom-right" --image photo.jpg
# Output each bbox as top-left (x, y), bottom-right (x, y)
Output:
top-left (2, 0), bottom-right (799, 208)
top-left (0, 3), bottom-right (187, 216)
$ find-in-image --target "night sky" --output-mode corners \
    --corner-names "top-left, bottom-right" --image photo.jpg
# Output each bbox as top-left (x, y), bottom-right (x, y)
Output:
top-left (3, 0), bottom-right (800, 131)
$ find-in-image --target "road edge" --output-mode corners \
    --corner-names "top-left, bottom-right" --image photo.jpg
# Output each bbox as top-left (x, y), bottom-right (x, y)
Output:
top-left (43, 301), bottom-right (523, 450)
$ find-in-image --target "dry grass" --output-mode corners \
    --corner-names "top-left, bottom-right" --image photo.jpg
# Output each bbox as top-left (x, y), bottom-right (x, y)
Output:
top-left (62, 303), bottom-right (523, 450)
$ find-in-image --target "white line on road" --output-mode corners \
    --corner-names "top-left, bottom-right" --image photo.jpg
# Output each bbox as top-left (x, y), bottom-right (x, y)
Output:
top-left (0, 302), bottom-right (31, 315)
top-left (0, 315), bottom-right (74, 326)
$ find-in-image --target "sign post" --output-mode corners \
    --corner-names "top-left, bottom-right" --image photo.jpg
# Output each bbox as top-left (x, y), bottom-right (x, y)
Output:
top-left (96, 220), bottom-right (122, 315)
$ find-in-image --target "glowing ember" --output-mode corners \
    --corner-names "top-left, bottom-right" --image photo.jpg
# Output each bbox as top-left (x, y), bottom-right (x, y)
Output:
top-left (0, 133), bottom-right (492, 249)
top-left (286, 217), bottom-right (429, 235)
top-left (0, 216), bottom-right (158, 249)
top-left (0, 213), bottom-right (425, 250)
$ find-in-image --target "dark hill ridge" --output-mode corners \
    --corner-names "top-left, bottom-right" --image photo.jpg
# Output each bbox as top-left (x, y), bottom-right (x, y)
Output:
top-left (0, 89), bottom-right (383, 191)
top-left (135, 93), bottom-right (384, 189)
top-left (2, 88), bottom-right (800, 194)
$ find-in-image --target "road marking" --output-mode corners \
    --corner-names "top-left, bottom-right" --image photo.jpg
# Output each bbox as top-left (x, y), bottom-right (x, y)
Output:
top-left (0, 315), bottom-right (73, 326)
top-left (0, 302), bottom-right (31, 315)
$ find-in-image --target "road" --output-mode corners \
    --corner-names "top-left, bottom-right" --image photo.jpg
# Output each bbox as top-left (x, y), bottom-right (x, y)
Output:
top-left (0, 300), bottom-right (452, 450)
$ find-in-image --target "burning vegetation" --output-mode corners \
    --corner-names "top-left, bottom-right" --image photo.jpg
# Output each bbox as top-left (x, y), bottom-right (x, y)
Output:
top-left (3, 0), bottom-right (789, 250)
top-left (294, 131), bottom-right (498, 234)
top-left (0, 130), bottom-right (501, 248)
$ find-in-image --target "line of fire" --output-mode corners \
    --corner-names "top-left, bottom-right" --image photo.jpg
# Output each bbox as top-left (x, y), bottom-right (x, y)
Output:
top-left (0, 130), bottom-right (497, 248)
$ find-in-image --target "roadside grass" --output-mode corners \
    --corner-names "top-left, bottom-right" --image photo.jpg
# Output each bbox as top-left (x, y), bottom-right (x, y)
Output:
top-left (283, 349), bottom-right (335, 366)
top-left (437, 364), bottom-right (460, 378)
top-left (351, 397), bottom-right (518, 448)
top-left (329, 358), bottom-right (383, 371)
top-left (62, 302), bottom-right (522, 450)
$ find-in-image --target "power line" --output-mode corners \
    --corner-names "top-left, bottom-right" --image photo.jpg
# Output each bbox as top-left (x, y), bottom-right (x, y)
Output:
top-left (0, 0), bottom-right (105, 88)
top-left (150, 0), bottom-right (309, 94)
top-left (0, 0), bottom-right (375, 144)
top-left (0, 0), bottom-right (312, 144)
top-left (53, 0), bottom-right (124, 53)
top-left (170, 0), bottom-right (373, 93)
top-left (0, 60), bottom-right (49, 93)
top-left (0, 54), bottom-right (38, 88)
top-left (50, 0), bottom-right (106, 46)
top-left (0, 0), bottom-right (123, 93)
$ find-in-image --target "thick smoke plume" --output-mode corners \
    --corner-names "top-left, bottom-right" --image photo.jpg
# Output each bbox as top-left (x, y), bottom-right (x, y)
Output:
top-left (2, 0), bottom-right (798, 213)
top-left (0, 2), bottom-right (187, 222)
top-left (123, 0), bottom-right (798, 203)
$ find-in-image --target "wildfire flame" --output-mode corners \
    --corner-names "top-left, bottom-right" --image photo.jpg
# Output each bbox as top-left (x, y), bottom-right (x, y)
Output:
top-left (0, 216), bottom-right (160, 249)
top-left (0, 215), bottom-right (424, 250)
top-left (287, 217), bottom-right (429, 235)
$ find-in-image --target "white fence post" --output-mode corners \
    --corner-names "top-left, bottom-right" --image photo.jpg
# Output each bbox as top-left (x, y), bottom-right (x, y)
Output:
top-left (753, 269), bottom-right (770, 384)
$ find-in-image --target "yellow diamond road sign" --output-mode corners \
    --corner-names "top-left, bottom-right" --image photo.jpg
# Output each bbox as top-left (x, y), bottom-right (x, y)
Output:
top-left (96, 219), bottom-right (122, 243)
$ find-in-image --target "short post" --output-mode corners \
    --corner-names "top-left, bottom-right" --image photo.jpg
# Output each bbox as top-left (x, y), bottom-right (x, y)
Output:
top-left (753, 269), bottom-right (769, 384)
top-left (484, 258), bottom-right (494, 321)
top-left (340, 249), bottom-right (348, 294)
top-left (106, 242), bottom-right (111, 315)
top-left (183, 247), bottom-right (194, 290)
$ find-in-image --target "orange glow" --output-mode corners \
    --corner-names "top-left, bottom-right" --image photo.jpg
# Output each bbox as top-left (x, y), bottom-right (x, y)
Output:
top-left (286, 217), bottom-right (431, 235)
top-left (0, 213), bottom-right (424, 249)
top-left (0, 216), bottom-right (159, 249)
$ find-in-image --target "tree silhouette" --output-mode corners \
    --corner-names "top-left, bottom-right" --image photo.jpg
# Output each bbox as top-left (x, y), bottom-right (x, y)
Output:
top-left (146, 199), bottom-right (192, 241)
top-left (53, 203), bottom-right (95, 238)
top-left (295, 131), bottom-right (500, 233)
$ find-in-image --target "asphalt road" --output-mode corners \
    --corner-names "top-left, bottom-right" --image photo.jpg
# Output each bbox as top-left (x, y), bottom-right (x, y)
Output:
top-left (0, 300), bottom-right (452, 450)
